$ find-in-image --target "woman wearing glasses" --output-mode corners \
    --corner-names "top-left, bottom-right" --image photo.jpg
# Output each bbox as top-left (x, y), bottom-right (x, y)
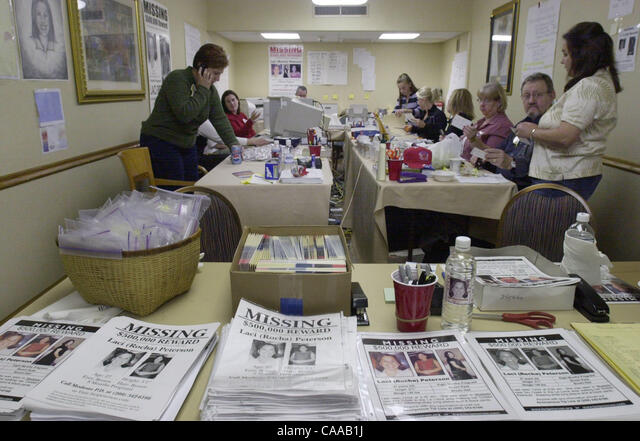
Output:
top-left (513, 22), bottom-right (621, 200)
top-left (461, 82), bottom-right (513, 161)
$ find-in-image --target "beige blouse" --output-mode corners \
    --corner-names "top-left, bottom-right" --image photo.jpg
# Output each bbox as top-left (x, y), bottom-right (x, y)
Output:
top-left (529, 69), bottom-right (617, 180)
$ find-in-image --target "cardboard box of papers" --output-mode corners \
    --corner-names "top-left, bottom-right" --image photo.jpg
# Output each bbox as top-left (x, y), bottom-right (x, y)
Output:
top-left (230, 226), bottom-right (352, 316)
top-left (469, 245), bottom-right (576, 311)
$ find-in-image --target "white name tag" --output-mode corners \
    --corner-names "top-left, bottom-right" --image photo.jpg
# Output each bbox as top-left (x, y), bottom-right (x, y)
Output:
top-left (471, 147), bottom-right (486, 160)
top-left (451, 114), bottom-right (473, 130)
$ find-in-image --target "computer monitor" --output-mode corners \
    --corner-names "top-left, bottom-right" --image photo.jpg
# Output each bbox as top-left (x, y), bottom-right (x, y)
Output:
top-left (273, 98), bottom-right (324, 137)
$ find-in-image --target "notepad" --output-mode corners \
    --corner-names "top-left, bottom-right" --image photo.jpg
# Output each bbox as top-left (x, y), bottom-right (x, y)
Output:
top-left (571, 322), bottom-right (640, 395)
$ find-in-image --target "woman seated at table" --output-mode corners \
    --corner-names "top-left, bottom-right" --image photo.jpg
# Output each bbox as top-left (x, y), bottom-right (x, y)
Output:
top-left (513, 22), bottom-right (621, 200)
top-left (392, 73), bottom-right (420, 118)
top-left (403, 87), bottom-right (447, 142)
top-left (461, 82), bottom-right (513, 161)
top-left (442, 88), bottom-right (475, 137)
top-left (221, 90), bottom-right (270, 144)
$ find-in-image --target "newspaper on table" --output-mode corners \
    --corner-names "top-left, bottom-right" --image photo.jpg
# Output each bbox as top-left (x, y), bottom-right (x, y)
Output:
top-left (200, 299), bottom-right (362, 420)
top-left (23, 317), bottom-right (219, 421)
top-left (465, 328), bottom-right (640, 420)
top-left (475, 256), bottom-right (580, 288)
top-left (356, 331), bottom-right (515, 420)
top-left (0, 317), bottom-right (100, 421)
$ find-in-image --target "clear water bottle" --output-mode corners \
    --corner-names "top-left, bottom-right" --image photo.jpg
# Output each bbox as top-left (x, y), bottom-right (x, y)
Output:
top-left (566, 212), bottom-right (595, 242)
top-left (441, 236), bottom-right (476, 333)
top-left (284, 139), bottom-right (294, 164)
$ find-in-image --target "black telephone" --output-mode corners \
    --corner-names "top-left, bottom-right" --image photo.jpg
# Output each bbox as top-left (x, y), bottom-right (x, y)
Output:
top-left (196, 62), bottom-right (208, 75)
top-left (571, 274), bottom-right (610, 322)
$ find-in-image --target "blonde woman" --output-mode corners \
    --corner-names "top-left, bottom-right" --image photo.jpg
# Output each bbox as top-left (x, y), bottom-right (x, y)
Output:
top-left (404, 87), bottom-right (447, 142)
top-left (461, 82), bottom-right (513, 161)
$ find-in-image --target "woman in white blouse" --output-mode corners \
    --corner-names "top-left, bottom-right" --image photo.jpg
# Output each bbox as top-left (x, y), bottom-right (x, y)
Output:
top-left (514, 22), bottom-right (622, 200)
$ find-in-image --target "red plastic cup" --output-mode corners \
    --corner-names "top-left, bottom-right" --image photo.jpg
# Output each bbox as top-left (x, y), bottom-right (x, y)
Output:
top-left (388, 159), bottom-right (403, 181)
top-left (309, 145), bottom-right (321, 156)
top-left (392, 270), bottom-right (437, 332)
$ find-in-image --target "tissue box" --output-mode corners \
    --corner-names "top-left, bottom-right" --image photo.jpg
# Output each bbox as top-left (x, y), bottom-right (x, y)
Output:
top-left (470, 245), bottom-right (576, 311)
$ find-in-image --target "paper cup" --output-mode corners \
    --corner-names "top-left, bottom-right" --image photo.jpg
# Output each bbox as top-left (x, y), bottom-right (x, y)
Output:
top-left (392, 270), bottom-right (437, 332)
top-left (449, 158), bottom-right (462, 173)
top-left (387, 159), bottom-right (403, 181)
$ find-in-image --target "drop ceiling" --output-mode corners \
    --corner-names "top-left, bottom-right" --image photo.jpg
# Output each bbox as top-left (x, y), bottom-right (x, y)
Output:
top-left (218, 31), bottom-right (462, 43)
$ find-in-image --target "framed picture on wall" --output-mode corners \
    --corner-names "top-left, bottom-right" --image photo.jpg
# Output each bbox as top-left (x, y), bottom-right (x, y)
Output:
top-left (67, 0), bottom-right (145, 103)
top-left (486, 0), bottom-right (519, 95)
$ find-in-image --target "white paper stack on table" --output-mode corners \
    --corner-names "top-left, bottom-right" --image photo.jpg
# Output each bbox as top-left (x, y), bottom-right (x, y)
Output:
top-left (200, 299), bottom-right (363, 421)
top-left (0, 317), bottom-right (101, 421)
top-left (279, 167), bottom-right (324, 184)
top-left (23, 317), bottom-right (219, 421)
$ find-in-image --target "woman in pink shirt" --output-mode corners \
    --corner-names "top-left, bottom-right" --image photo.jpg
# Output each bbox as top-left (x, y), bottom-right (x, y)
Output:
top-left (461, 82), bottom-right (513, 161)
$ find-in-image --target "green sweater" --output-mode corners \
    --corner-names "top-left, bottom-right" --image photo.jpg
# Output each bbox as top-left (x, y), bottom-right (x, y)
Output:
top-left (141, 67), bottom-right (238, 149)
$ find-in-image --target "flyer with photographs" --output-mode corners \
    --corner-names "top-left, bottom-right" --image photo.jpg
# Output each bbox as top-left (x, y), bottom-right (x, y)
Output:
top-left (475, 256), bottom-right (579, 288)
top-left (466, 329), bottom-right (640, 420)
top-left (356, 331), bottom-right (514, 421)
top-left (593, 276), bottom-right (640, 303)
top-left (23, 317), bottom-right (219, 421)
top-left (142, 0), bottom-right (171, 109)
top-left (268, 44), bottom-right (303, 96)
top-left (201, 299), bottom-right (361, 421)
top-left (0, 318), bottom-right (99, 420)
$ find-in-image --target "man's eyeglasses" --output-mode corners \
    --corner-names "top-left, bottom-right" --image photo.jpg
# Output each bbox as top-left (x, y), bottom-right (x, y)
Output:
top-left (521, 92), bottom-right (549, 100)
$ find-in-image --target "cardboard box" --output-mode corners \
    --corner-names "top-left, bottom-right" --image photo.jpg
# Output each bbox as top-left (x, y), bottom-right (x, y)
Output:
top-left (230, 226), bottom-right (352, 316)
top-left (469, 245), bottom-right (576, 311)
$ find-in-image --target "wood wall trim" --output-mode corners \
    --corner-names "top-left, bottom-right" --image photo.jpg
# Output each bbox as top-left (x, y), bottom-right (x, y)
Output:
top-left (0, 142), bottom-right (139, 191)
top-left (603, 155), bottom-right (640, 176)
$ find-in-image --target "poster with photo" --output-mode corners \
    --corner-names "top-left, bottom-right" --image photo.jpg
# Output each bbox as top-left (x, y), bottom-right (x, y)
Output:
top-left (268, 44), bottom-right (303, 96)
top-left (14, 0), bottom-right (68, 80)
top-left (616, 26), bottom-right (638, 73)
top-left (142, 0), bottom-right (170, 109)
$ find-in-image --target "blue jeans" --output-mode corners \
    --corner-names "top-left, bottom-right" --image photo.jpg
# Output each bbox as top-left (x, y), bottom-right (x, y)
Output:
top-left (531, 175), bottom-right (602, 201)
top-left (140, 134), bottom-right (198, 186)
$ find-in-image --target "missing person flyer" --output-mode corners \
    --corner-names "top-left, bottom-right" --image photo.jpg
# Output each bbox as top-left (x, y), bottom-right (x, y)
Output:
top-left (356, 331), bottom-right (515, 421)
top-left (465, 329), bottom-right (640, 420)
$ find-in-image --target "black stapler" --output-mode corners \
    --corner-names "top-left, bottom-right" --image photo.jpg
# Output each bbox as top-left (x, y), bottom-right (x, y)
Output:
top-left (351, 282), bottom-right (369, 326)
top-left (570, 274), bottom-right (610, 322)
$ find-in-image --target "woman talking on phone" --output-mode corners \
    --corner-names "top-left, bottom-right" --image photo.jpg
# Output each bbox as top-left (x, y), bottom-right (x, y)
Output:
top-left (140, 43), bottom-right (238, 185)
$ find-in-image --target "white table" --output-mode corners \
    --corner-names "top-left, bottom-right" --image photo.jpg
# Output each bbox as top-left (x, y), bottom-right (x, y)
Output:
top-left (342, 135), bottom-right (518, 263)
top-left (196, 156), bottom-right (333, 227)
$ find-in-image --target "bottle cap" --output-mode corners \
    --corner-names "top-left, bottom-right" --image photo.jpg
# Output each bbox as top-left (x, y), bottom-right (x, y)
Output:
top-left (455, 236), bottom-right (471, 251)
top-left (576, 212), bottom-right (590, 223)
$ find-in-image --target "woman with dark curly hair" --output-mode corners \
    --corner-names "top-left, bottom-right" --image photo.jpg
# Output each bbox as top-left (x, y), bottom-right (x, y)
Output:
top-left (514, 22), bottom-right (622, 200)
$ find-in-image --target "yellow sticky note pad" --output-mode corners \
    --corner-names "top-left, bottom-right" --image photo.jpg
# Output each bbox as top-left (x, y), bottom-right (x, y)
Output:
top-left (348, 94), bottom-right (355, 100)
top-left (364, 94), bottom-right (369, 100)
top-left (332, 94), bottom-right (339, 100)
top-left (322, 94), bottom-right (329, 101)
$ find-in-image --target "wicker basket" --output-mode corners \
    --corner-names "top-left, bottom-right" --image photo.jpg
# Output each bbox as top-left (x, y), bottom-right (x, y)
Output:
top-left (59, 230), bottom-right (201, 316)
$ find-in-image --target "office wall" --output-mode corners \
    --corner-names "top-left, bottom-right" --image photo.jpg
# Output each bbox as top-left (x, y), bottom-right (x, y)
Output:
top-left (467, 0), bottom-right (640, 260)
top-left (233, 41), bottom-right (445, 113)
top-left (0, 0), bottom-right (232, 320)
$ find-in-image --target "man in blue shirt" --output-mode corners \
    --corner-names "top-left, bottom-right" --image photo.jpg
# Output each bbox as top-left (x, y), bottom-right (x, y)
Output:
top-left (477, 73), bottom-right (556, 190)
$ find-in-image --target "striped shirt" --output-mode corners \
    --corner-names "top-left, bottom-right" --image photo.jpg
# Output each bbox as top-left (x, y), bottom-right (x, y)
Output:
top-left (394, 92), bottom-right (420, 117)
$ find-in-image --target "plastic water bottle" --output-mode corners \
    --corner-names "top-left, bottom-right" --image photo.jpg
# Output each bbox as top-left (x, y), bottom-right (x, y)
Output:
top-left (284, 139), bottom-right (294, 164)
top-left (441, 236), bottom-right (476, 333)
top-left (566, 212), bottom-right (595, 243)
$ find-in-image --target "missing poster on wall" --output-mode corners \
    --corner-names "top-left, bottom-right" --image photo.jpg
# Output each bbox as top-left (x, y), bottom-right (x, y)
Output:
top-left (34, 88), bottom-right (68, 154)
top-left (142, 0), bottom-right (170, 110)
top-left (268, 44), bottom-right (303, 96)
